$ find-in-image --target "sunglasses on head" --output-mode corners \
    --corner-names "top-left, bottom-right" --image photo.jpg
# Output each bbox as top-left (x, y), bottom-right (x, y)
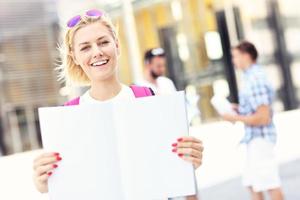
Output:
top-left (67, 9), bottom-right (103, 28)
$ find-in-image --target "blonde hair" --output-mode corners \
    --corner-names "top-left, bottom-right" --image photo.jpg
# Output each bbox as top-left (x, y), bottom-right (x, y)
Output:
top-left (57, 12), bottom-right (117, 85)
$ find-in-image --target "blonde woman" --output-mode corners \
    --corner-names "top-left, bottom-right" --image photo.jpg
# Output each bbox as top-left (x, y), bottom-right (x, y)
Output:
top-left (32, 9), bottom-right (203, 199)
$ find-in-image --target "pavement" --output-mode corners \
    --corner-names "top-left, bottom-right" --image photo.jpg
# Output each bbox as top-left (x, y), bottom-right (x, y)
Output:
top-left (198, 159), bottom-right (300, 200)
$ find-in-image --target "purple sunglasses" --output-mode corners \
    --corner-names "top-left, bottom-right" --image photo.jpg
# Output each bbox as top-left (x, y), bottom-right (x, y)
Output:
top-left (67, 9), bottom-right (103, 28)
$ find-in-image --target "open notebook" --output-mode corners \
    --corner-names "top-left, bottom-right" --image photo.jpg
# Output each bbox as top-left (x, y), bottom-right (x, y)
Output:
top-left (39, 91), bottom-right (196, 200)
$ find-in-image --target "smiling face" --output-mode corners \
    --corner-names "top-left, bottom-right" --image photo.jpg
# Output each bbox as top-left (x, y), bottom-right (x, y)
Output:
top-left (71, 22), bottom-right (120, 83)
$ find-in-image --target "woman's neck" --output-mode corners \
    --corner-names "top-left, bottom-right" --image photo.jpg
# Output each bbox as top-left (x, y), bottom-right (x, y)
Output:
top-left (89, 77), bottom-right (122, 101)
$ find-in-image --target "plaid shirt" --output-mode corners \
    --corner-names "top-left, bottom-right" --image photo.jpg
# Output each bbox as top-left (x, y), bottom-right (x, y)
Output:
top-left (238, 64), bottom-right (277, 144)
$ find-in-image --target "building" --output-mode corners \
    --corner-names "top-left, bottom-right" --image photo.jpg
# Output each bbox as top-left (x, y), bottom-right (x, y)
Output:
top-left (0, 0), bottom-right (62, 154)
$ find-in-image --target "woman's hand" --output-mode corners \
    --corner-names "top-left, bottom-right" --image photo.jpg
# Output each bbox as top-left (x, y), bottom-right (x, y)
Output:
top-left (171, 136), bottom-right (203, 169)
top-left (32, 152), bottom-right (62, 193)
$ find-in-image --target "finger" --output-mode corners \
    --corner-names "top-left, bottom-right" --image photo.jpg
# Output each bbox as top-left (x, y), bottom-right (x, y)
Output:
top-left (176, 142), bottom-right (204, 151)
top-left (34, 152), bottom-right (60, 163)
top-left (177, 136), bottom-right (202, 144)
top-left (35, 163), bottom-right (58, 176)
top-left (175, 148), bottom-right (203, 159)
top-left (180, 155), bottom-right (202, 168)
top-left (37, 173), bottom-right (51, 183)
top-left (33, 155), bottom-right (61, 170)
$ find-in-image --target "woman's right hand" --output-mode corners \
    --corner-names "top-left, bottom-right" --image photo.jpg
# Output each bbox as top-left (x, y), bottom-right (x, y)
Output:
top-left (33, 152), bottom-right (62, 193)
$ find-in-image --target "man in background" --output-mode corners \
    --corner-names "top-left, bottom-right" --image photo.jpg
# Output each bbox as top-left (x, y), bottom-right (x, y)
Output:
top-left (138, 47), bottom-right (177, 95)
top-left (223, 41), bottom-right (284, 200)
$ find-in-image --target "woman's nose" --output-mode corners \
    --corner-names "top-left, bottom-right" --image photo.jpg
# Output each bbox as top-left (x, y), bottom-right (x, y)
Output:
top-left (92, 44), bottom-right (103, 58)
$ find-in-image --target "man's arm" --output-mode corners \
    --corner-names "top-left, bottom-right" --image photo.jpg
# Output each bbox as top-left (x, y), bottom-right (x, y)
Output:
top-left (223, 105), bottom-right (271, 126)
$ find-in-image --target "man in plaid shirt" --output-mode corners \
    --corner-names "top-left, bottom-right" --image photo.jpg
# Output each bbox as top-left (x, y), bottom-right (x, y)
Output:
top-left (222, 41), bottom-right (284, 200)
top-left (238, 64), bottom-right (277, 144)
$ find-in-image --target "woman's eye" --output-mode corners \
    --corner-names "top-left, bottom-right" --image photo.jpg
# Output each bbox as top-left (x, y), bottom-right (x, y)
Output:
top-left (99, 41), bottom-right (109, 46)
top-left (80, 46), bottom-right (90, 51)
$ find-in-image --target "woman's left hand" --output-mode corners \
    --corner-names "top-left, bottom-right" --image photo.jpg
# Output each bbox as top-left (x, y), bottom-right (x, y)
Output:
top-left (171, 136), bottom-right (204, 169)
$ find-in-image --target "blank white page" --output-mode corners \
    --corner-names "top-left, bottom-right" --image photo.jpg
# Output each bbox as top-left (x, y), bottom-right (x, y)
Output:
top-left (39, 104), bottom-right (124, 200)
top-left (114, 91), bottom-right (196, 199)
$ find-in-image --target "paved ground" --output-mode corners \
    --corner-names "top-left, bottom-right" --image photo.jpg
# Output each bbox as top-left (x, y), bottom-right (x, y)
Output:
top-left (198, 159), bottom-right (300, 200)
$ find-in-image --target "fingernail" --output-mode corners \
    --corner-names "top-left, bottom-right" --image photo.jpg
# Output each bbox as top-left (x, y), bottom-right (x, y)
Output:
top-left (53, 164), bottom-right (58, 168)
top-left (171, 143), bottom-right (177, 147)
top-left (178, 153), bottom-right (184, 157)
top-left (54, 153), bottom-right (60, 156)
top-left (172, 148), bottom-right (177, 153)
top-left (177, 138), bottom-right (183, 142)
top-left (47, 172), bottom-right (52, 176)
top-left (56, 157), bottom-right (62, 161)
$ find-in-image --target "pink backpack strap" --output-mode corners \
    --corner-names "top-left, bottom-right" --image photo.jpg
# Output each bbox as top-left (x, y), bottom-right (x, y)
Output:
top-left (130, 85), bottom-right (154, 98)
top-left (64, 97), bottom-right (80, 106)
top-left (64, 85), bottom-right (153, 106)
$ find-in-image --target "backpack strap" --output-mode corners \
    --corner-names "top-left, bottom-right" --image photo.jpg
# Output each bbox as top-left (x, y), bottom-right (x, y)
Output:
top-left (129, 85), bottom-right (154, 98)
top-left (64, 85), bottom-right (154, 106)
top-left (64, 97), bottom-right (80, 106)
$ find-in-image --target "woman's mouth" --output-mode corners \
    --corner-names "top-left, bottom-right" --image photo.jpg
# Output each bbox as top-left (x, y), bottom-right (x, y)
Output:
top-left (91, 59), bottom-right (109, 67)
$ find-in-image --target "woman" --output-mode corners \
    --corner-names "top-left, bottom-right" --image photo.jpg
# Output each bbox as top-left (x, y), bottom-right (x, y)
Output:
top-left (32, 9), bottom-right (203, 198)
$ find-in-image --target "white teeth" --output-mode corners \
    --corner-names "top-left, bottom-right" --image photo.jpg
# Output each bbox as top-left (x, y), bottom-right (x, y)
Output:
top-left (91, 60), bottom-right (108, 67)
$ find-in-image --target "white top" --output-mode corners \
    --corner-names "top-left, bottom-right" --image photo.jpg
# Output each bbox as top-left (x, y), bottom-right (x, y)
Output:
top-left (79, 84), bottom-right (135, 105)
top-left (138, 76), bottom-right (176, 95)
